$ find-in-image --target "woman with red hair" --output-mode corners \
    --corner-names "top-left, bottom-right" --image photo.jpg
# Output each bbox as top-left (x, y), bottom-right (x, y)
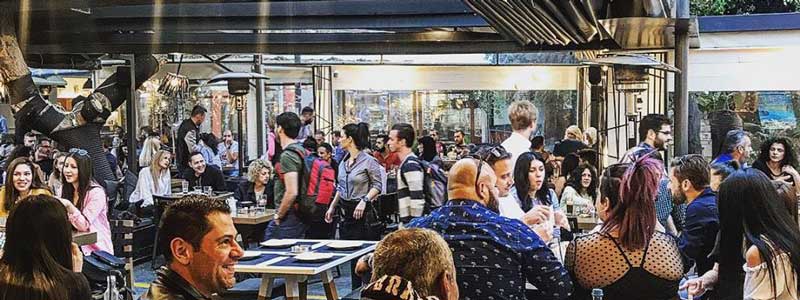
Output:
top-left (564, 156), bottom-right (684, 299)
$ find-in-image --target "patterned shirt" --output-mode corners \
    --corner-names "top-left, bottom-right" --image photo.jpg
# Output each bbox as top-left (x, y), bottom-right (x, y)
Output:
top-left (408, 199), bottom-right (573, 300)
top-left (398, 154), bottom-right (425, 219)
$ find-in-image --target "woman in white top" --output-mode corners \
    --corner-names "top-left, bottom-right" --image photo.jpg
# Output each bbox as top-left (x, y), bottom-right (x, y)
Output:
top-left (138, 133), bottom-right (161, 168)
top-left (499, 151), bottom-right (570, 241)
top-left (559, 162), bottom-right (597, 215)
top-left (130, 150), bottom-right (171, 216)
top-left (716, 168), bottom-right (800, 300)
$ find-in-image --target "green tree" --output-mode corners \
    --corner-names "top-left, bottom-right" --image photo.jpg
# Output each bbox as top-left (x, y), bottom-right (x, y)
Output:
top-left (691, 0), bottom-right (800, 15)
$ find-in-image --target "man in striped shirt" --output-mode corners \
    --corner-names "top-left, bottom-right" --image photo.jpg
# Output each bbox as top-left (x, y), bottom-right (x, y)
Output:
top-left (388, 123), bottom-right (425, 222)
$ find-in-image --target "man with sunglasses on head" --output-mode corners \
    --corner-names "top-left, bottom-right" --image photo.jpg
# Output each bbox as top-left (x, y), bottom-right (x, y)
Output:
top-left (407, 158), bottom-right (572, 300)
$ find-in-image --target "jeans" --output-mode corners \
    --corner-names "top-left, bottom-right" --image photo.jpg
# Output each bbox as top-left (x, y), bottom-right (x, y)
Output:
top-left (264, 212), bottom-right (308, 240)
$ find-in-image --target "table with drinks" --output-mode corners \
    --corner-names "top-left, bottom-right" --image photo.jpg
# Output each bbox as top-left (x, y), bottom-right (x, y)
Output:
top-left (235, 239), bottom-right (378, 300)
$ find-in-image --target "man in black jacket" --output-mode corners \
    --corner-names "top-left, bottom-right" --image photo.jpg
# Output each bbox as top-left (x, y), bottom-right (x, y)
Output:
top-left (143, 195), bottom-right (243, 300)
top-left (183, 152), bottom-right (226, 191)
top-left (176, 106), bottom-right (207, 176)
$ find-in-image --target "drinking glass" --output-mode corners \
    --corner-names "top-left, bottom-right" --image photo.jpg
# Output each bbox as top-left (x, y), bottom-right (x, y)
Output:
top-left (193, 186), bottom-right (202, 194)
top-left (181, 180), bottom-right (189, 194)
top-left (204, 186), bottom-right (213, 196)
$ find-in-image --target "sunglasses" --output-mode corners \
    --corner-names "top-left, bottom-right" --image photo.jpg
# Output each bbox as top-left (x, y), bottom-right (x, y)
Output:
top-left (69, 148), bottom-right (89, 156)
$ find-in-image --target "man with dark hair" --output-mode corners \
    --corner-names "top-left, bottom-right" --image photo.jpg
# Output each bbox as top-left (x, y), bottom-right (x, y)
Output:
top-left (373, 134), bottom-right (400, 171)
top-left (619, 113), bottom-right (683, 234)
top-left (183, 152), bottom-right (226, 191)
top-left (712, 129), bottom-right (751, 165)
top-left (266, 112), bottom-right (309, 239)
top-left (530, 135), bottom-right (545, 152)
top-left (144, 195), bottom-right (244, 300)
top-left (388, 123), bottom-right (425, 221)
top-left (670, 154), bottom-right (718, 278)
top-left (177, 105), bottom-right (207, 176)
top-left (313, 130), bottom-right (325, 147)
top-left (331, 130), bottom-right (345, 163)
top-left (297, 106), bottom-right (315, 141)
top-left (620, 114), bottom-right (672, 163)
top-left (34, 137), bottom-right (54, 175)
top-left (451, 130), bottom-right (469, 159)
top-left (23, 131), bottom-right (37, 148)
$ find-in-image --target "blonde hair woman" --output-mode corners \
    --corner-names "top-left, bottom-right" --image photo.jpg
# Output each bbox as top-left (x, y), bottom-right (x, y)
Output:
top-left (233, 159), bottom-right (273, 207)
top-left (130, 150), bottom-right (172, 216)
top-left (138, 134), bottom-right (162, 168)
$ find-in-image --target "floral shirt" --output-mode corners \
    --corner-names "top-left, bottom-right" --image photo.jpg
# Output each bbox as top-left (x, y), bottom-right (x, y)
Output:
top-left (408, 199), bottom-right (573, 300)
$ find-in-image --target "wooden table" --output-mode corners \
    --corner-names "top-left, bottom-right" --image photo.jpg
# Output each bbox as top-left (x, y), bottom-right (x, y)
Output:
top-left (233, 209), bottom-right (275, 249)
top-left (73, 231), bottom-right (97, 246)
top-left (234, 239), bottom-right (377, 300)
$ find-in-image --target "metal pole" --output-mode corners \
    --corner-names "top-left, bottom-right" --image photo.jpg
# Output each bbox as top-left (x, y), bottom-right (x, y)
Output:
top-left (674, 0), bottom-right (690, 155)
top-left (255, 55), bottom-right (265, 156)
top-left (237, 96), bottom-right (245, 174)
top-left (125, 55), bottom-right (139, 174)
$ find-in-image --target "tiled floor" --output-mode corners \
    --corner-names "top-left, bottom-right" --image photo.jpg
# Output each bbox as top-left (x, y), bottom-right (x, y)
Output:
top-left (133, 257), bottom-right (361, 300)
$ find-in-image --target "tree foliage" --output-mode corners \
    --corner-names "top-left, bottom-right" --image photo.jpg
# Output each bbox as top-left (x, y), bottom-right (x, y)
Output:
top-left (691, 0), bottom-right (800, 15)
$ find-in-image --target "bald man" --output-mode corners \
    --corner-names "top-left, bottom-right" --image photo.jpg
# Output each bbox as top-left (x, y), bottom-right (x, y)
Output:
top-left (407, 159), bottom-right (572, 300)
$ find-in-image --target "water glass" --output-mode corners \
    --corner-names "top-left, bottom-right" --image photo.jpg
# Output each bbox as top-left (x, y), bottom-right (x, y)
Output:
top-left (204, 186), bottom-right (213, 196)
top-left (181, 180), bottom-right (189, 194)
top-left (193, 186), bottom-right (202, 194)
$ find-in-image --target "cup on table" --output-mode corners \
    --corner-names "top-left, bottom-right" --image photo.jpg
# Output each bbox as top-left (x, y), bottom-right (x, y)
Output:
top-left (181, 180), bottom-right (189, 194)
top-left (193, 186), bottom-right (202, 194)
top-left (204, 186), bottom-right (213, 196)
top-left (291, 245), bottom-right (309, 254)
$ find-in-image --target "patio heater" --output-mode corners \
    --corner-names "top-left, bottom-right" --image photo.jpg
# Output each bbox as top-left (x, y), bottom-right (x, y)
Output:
top-left (613, 65), bottom-right (648, 147)
top-left (208, 72), bottom-right (269, 174)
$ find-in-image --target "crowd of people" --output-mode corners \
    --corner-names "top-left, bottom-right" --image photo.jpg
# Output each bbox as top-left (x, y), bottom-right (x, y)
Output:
top-left (2, 96), bottom-right (800, 300)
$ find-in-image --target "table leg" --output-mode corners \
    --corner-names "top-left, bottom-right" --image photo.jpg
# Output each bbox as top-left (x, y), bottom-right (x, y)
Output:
top-left (285, 276), bottom-right (303, 300)
top-left (322, 270), bottom-right (339, 300)
top-left (256, 274), bottom-right (274, 300)
top-left (299, 279), bottom-right (308, 300)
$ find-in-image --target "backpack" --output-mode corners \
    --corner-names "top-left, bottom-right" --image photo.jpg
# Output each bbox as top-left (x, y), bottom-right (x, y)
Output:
top-left (284, 147), bottom-right (336, 222)
top-left (400, 157), bottom-right (448, 214)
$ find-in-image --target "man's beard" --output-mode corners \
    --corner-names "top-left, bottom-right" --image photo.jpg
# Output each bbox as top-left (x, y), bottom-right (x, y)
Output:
top-left (486, 191), bottom-right (500, 213)
top-left (671, 190), bottom-right (686, 205)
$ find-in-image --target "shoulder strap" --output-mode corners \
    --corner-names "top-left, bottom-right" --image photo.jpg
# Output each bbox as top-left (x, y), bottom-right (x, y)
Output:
top-left (284, 146), bottom-right (306, 197)
top-left (604, 233), bottom-right (634, 268)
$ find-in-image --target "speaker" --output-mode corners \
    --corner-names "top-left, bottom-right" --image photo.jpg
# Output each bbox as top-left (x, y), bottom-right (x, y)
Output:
top-left (589, 66), bottom-right (602, 85)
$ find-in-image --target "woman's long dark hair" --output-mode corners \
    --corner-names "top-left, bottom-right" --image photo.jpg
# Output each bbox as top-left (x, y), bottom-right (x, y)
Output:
top-left (717, 168), bottom-right (800, 296)
top-left (514, 151), bottom-right (551, 211)
top-left (3, 158), bottom-right (47, 212)
top-left (199, 133), bottom-right (220, 155)
top-left (565, 162), bottom-right (597, 200)
top-left (600, 156), bottom-right (660, 250)
top-left (0, 195), bottom-right (75, 299)
top-left (343, 123), bottom-right (371, 151)
top-left (419, 136), bottom-right (437, 162)
top-left (61, 152), bottom-right (95, 211)
top-left (756, 136), bottom-right (798, 169)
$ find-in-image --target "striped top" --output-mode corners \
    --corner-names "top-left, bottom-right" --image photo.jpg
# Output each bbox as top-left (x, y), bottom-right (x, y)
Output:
top-left (397, 154), bottom-right (425, 218)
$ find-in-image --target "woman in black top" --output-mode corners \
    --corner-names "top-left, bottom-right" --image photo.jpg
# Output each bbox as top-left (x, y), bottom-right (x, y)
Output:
top-left (0, 194), bottom-right (90, 300)
top-left (565, 158), bottom-right (684, 300)
top-left (752, 136), bottom-right (800, 196)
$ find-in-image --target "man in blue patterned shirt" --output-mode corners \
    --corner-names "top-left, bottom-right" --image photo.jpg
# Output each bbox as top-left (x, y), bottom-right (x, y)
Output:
top-left (408, 159), bottom-right (572, 300)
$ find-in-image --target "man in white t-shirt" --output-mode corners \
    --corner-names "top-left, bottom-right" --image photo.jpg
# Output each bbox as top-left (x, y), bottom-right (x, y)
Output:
top-left (500, 100), bottom-right (538, 175)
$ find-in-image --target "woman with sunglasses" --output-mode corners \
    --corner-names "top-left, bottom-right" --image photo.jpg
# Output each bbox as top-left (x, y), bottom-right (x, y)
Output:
top-left (130, 150), bottom-right (172, 217)
top-left (0, 157), bottom-right (51, 217)
top-left (58, 148), bottom-right (113, 255)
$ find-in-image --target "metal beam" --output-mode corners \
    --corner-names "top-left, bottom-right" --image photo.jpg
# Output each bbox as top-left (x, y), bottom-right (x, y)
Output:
top-left (21, 0), bottom-right (474, 18)
top-left (28, 15), bottom-right (488, 32)
top-left (674, 0), bottom-right (689, 156)
top-left (25, 39), bottom-right (612, 55)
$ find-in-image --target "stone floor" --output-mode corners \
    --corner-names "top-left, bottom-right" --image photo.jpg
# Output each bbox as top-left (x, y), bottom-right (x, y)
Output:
top-left (132, 257), bottom-right (361, 300)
